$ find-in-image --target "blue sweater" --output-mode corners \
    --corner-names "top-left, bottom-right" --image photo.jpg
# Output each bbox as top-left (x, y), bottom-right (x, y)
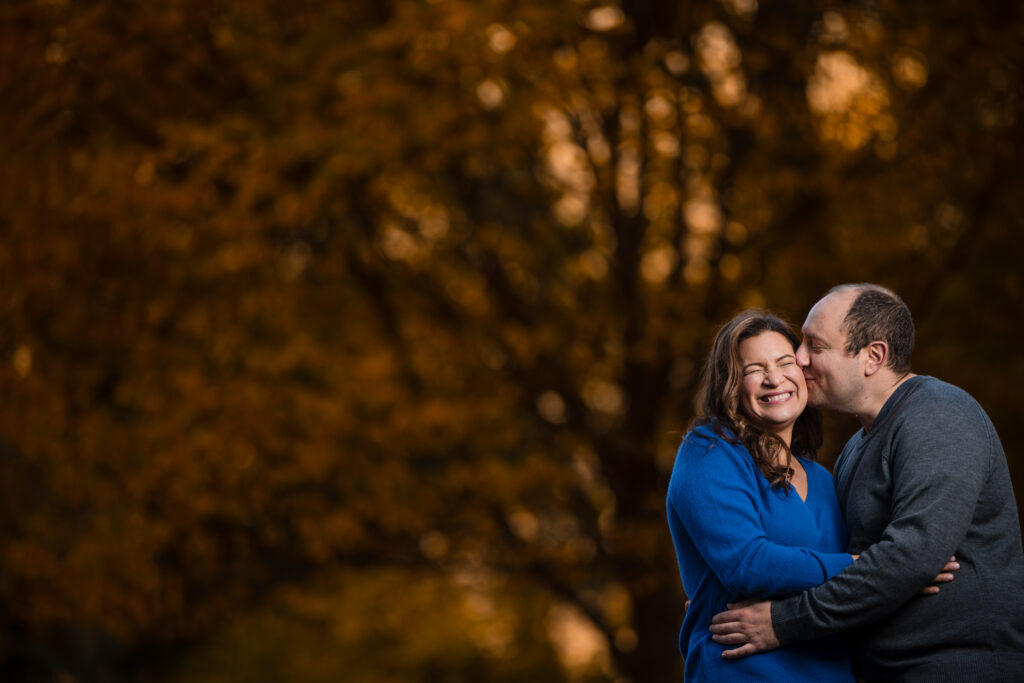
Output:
top-left (666, 424), bottom-right (855, 683)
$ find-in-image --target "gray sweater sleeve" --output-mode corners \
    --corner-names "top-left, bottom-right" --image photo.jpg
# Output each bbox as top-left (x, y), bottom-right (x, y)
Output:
top-left (771, 390), bottom-right (993, 643)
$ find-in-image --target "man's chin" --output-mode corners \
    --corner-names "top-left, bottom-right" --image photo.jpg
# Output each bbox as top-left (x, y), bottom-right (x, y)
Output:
top-left (805, 394), bottom-right (829, 409)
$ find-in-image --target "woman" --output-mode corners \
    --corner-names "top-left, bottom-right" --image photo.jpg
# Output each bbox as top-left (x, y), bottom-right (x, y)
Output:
top-left (666, 310), bottom-right (855, 682)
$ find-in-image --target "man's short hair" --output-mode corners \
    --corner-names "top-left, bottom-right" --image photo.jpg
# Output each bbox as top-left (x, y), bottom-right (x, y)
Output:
top-left (829, 283), bottom-right (914, 374)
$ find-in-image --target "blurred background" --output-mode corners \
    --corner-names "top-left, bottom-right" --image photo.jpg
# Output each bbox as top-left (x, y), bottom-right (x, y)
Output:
top-left (1, 0), bottom-right (1022, 681)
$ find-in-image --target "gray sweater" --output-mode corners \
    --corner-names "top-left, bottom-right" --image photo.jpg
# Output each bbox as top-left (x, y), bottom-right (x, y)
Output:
top-left (771, 376), bottom-right (1024, 682)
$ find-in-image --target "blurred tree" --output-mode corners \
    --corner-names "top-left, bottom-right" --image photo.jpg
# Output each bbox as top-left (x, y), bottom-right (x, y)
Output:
top-left (0, 0), bottom-right (1021, 681)
top-left (169, 568), bottom-right (571, 683)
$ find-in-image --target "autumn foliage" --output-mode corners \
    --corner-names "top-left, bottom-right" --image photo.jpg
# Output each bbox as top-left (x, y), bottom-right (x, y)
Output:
top-left (1, 1), bottom-right (1022, 681)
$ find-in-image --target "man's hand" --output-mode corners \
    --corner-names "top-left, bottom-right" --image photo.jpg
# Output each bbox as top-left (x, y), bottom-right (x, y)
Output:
top-left (708, 600), bottom-right (779, 659)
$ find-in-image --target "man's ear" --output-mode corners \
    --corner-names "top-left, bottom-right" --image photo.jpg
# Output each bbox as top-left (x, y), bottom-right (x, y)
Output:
top-left (863, 341), bottom-right (889, 376)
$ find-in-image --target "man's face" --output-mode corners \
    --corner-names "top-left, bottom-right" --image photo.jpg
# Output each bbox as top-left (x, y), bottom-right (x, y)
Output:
top-left (795, 291), bottom-right (865, 413)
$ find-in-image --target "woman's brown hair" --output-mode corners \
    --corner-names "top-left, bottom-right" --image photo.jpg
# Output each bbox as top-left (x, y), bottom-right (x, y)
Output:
top-left (690, 309), bottom-right (822, 489)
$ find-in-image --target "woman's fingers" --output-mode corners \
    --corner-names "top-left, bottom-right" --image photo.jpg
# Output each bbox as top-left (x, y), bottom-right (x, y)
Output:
top-left (921, 555), bottom-right (960, 595)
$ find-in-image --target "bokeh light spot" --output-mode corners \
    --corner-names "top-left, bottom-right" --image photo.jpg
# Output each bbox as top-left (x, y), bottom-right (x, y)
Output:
top-left (585, 6), bottom-right (625, 32)
top-left (476, 79), bottom-right (506, 109)
top-left (12, 346), bottom-right (32, 378)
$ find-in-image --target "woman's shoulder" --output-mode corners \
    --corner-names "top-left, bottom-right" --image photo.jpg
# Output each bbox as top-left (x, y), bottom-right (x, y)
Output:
top-left (670, 423), bottom-right (757, 494)
top-left (682, 421), bottom-right (735, 449)
top-left (677, 422), bottom-right (748, 464)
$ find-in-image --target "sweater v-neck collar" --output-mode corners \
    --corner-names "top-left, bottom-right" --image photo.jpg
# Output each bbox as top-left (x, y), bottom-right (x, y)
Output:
top-left (834, 377), bottom-right (927, 495)
top-left (858, 375), bottom-right (928, 444)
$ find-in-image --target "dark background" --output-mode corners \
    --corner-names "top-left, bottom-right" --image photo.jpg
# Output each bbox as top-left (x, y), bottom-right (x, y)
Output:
top-left (1, 1), bottom-right (1022, 681)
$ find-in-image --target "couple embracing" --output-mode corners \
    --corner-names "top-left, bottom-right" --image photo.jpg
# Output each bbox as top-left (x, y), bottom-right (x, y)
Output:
top-left (667, 284), bottom-right (1024, 682)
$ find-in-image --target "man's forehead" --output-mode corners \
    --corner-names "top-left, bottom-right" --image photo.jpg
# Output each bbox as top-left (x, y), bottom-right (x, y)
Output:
top-left (803, 291), bottom-right (854, 336)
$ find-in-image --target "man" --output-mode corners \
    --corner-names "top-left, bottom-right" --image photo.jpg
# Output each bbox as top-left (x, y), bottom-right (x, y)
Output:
top-left (709, 284), bottom-right (1024, 681)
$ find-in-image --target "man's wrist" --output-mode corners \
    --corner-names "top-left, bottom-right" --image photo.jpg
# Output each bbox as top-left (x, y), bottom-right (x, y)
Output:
top-left (768, 598), bottom-right (792, 645)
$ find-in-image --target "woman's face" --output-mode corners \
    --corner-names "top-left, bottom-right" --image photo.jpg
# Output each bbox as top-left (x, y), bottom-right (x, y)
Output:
top-left (737, 331), bottom-right (807, 442)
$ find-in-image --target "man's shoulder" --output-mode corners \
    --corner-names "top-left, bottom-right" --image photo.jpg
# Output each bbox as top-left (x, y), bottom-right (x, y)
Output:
top-left (893, 376), bottom-right (983, 418)
top-left (885, 376), bottom-right (998, 452)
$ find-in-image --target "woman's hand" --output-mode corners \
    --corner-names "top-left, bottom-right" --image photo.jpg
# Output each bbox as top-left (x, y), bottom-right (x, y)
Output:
top-left (920, 555), bottom-right (959, 595)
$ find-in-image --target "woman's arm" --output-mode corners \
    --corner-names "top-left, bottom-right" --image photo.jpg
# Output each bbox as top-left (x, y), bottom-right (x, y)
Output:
top-left (668, 436), bottom-right (853, 599)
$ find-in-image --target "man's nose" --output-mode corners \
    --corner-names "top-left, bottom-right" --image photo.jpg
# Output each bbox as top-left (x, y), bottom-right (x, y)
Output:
top-left (795, 343), bottom-right (809, 367)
